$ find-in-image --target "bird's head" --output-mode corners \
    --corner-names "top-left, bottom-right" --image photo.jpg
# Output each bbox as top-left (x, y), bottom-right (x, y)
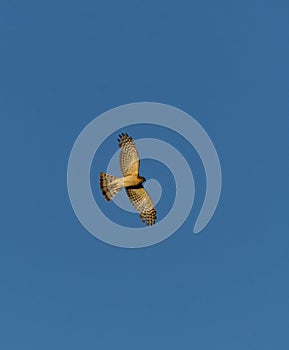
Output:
top-left (139, 176), bottom-right (146, 183)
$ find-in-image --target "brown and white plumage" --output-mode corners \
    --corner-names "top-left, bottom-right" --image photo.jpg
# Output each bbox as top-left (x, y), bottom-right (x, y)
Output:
top-left (118, 133), bottom-right (140, 177)
top-left (125, 187), bottom-right (157, 226)
top-left (99, 133), bottom-right (157, 226)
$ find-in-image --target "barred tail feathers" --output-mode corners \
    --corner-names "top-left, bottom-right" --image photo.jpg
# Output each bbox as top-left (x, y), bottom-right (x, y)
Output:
top-left (100, 172), bottom-right (123, 201)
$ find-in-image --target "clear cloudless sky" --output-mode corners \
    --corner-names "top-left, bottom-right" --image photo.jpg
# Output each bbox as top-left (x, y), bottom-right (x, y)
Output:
top-left (1, 1), bottom-right (289, 349)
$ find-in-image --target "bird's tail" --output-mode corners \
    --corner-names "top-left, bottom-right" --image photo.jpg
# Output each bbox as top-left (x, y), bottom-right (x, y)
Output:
top-left (100, 172), bottom-right (124, 201)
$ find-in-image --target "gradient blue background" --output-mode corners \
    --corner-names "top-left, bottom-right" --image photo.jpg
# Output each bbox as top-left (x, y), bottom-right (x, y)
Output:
top-left (1, 1), bottom-right (289, 349)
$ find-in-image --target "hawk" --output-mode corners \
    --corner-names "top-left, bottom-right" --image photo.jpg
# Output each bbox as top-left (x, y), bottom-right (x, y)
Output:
top-left (100, 133), bottom-right (157, 226)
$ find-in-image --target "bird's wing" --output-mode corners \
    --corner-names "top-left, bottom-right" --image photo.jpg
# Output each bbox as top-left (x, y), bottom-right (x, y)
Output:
top-left (118, 133), bottom-right (140, 176)
top-left (126, 186), bottom-right (157, 226)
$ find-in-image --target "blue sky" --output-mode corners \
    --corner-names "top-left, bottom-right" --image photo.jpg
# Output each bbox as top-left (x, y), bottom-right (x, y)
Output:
top-left (1, 1), bottom-right (289, 349)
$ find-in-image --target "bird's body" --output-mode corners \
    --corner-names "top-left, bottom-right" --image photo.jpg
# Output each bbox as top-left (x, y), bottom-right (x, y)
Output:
top-left (123, 175), bottom-right (145, 187)
top-left (99, 133), bottom-right (157, 226)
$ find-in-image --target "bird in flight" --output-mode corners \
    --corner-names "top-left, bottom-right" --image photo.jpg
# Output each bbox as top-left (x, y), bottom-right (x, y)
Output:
top-left (100, 133), bottom-right (157, 226)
